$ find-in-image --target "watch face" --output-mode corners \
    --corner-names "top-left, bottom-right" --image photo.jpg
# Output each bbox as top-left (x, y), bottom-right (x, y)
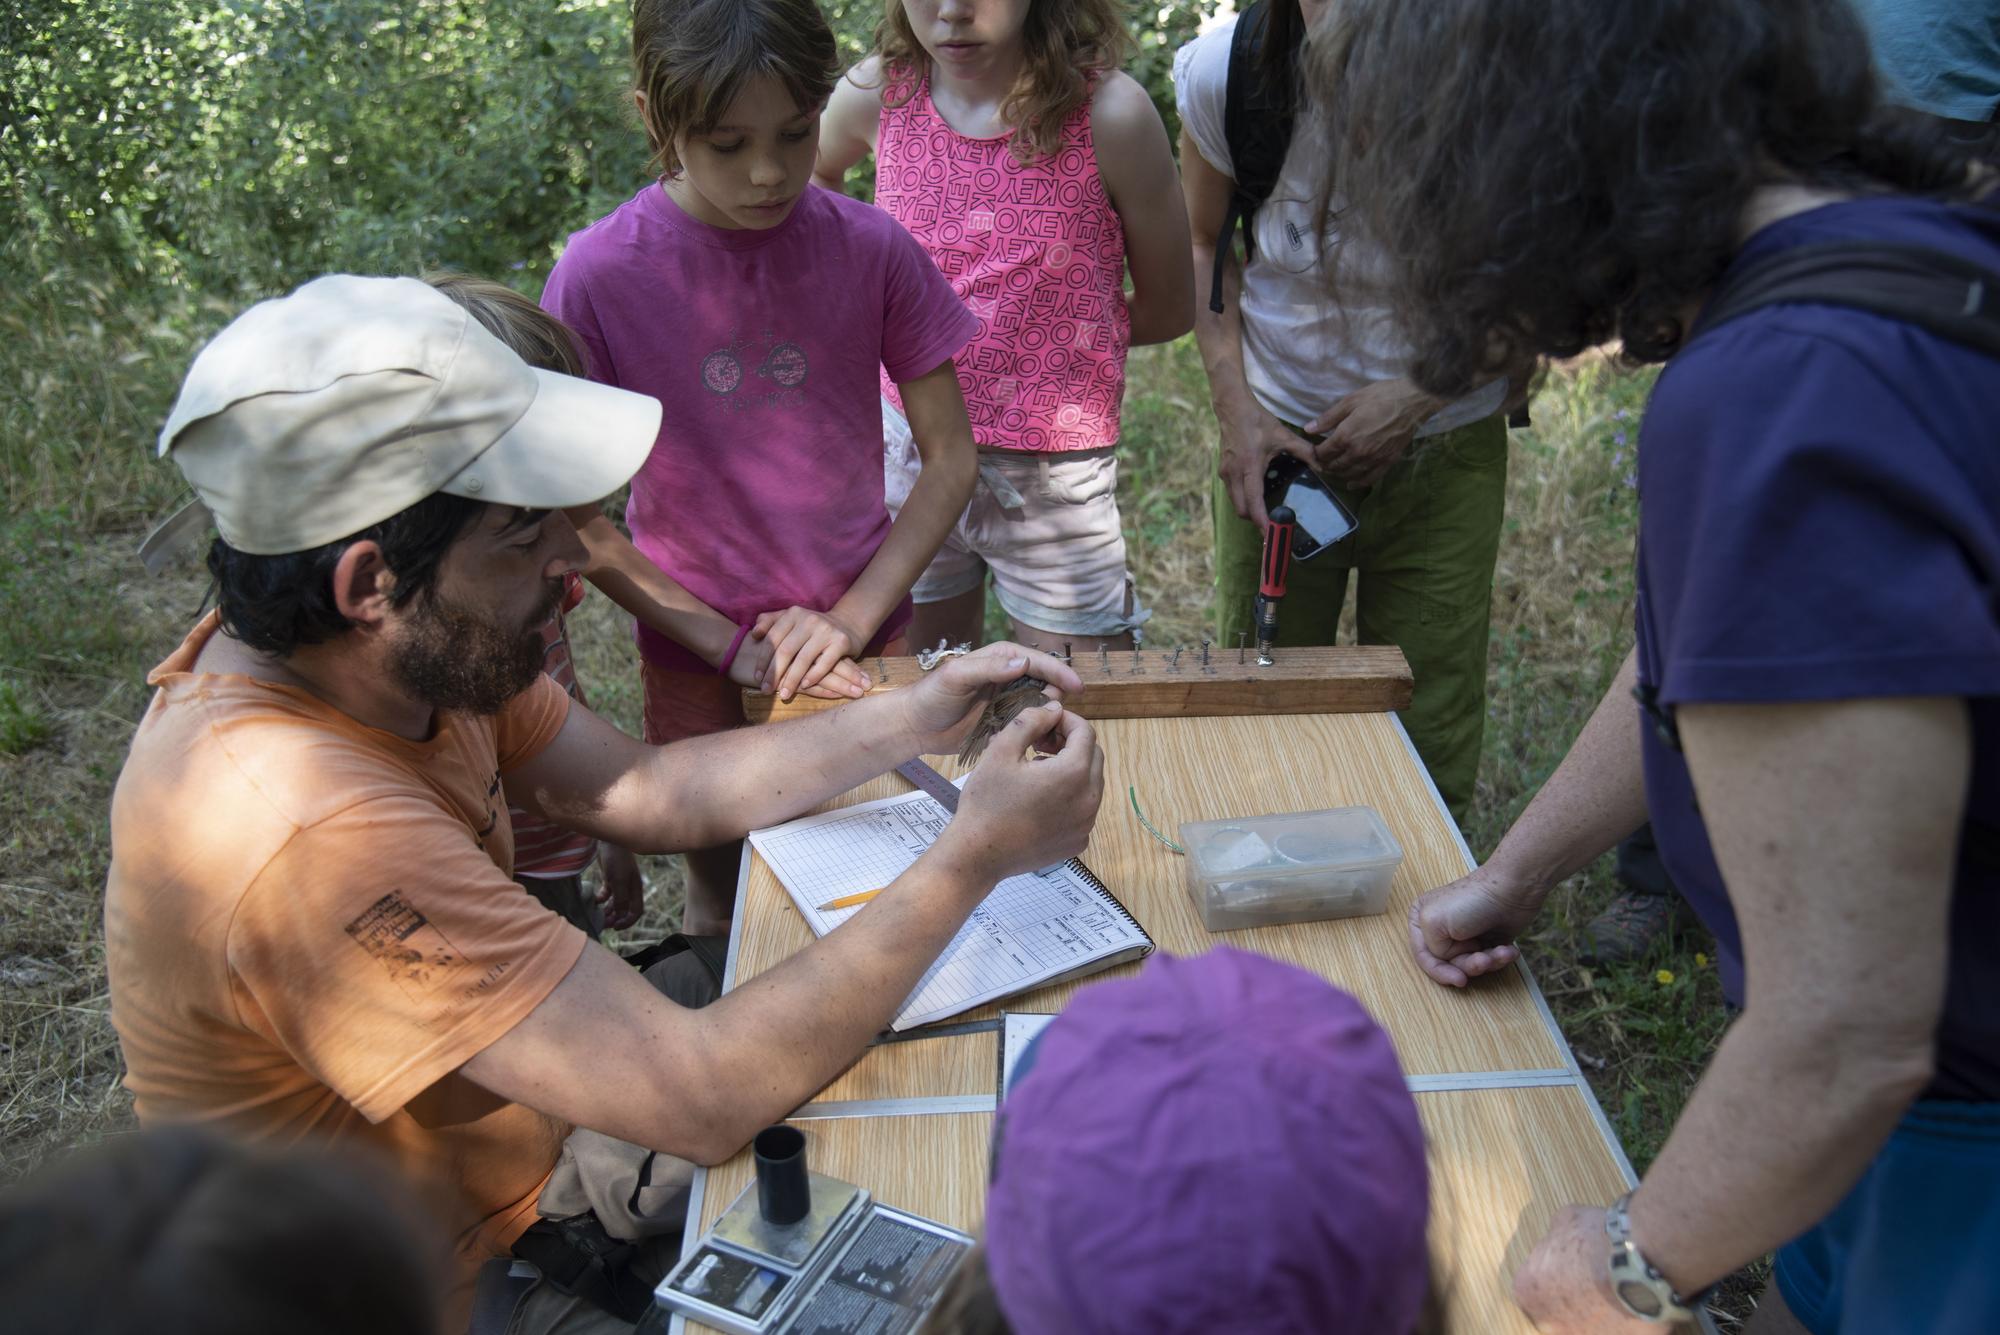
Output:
top-left (1617, 1279), bottom-right (1666, 1318)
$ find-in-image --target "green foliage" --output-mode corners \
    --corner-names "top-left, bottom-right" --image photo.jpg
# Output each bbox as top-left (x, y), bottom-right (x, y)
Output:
top-left (5, 0), bottom-right (647, 291)
top-left (1115, 338), bottom-right (1213, 612)
top-left (5, 1), bottom-right (1216, 296)
top-left (1126, 0), bottom-right (1213, 147)
top-left (0, 232), bottom-right (215, 527)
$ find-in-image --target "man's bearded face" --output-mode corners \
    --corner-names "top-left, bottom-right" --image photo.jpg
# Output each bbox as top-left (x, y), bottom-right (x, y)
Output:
top-left (388, 579), bottom-right (560, 715)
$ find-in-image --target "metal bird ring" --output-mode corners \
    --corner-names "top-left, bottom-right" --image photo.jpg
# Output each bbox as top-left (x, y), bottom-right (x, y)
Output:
top-left (916, 639), bottom-right (973, 671)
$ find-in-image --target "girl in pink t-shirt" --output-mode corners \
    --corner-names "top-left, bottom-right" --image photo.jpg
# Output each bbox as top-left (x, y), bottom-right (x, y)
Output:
top-left (543, 0), bottom-right (978, 931)
top-left (817, 0), bottom-right (1193, 652)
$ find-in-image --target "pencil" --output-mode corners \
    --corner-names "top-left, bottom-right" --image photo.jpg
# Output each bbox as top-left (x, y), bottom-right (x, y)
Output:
top-left (817, 888), bottom-right (886, 911)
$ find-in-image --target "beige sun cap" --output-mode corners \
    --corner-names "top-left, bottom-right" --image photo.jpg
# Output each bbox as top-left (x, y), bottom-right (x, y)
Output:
top-left (143, 274), bottom-right (661, 561)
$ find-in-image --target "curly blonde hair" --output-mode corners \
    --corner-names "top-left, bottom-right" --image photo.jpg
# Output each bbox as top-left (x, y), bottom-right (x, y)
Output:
top-left (874, 0), bottom-right (1131, 164)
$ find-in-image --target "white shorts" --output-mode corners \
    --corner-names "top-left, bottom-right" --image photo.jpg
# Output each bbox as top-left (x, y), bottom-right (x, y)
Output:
top-left (883, 401), bottom-right (1150, 637)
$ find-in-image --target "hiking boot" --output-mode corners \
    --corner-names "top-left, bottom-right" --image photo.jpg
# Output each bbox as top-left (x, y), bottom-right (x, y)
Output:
top-left (1580, 889), bottom-right (1696, 967)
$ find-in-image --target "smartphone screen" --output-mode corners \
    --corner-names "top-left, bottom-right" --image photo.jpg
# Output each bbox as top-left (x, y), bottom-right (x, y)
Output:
top-left (1279, 477), bottom-right (1357, 552)
top-left (1264, 455), bottom-right (1358, 559)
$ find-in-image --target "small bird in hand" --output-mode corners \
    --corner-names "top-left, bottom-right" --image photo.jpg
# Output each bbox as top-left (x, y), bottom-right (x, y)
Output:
top-left (957, 676), bottom-right (1053, 766)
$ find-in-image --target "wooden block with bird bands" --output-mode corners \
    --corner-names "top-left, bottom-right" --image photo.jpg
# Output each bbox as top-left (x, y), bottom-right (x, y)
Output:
top-left (740, 645), bottom-right (1414, 724)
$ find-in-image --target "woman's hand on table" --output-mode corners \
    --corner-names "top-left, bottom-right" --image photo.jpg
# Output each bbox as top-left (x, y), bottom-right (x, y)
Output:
top-left (724, 634), bottom-right (777, 694)
top-left (1515, 1205), bottom-right (1685, 1334)
top-left (1407, 863), bottom-right (1542, 987)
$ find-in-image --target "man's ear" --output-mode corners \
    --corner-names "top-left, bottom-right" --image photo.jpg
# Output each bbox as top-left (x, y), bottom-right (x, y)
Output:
top-left (330, 541), bottom-right (397, 627)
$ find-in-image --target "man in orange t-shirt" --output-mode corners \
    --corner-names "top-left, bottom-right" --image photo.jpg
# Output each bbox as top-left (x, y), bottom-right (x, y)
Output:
top-left (108, 275), bottom-right (1103, 1331)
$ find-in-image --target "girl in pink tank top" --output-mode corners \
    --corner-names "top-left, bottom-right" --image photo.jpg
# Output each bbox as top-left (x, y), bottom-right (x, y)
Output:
top-left (876, 74), bottom-right (1127, 454)
top-left (818, 0), bottom-right (1193, 652)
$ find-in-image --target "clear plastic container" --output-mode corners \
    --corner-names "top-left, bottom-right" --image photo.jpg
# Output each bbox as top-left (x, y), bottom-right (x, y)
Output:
top-left (1179, 806), bottom-right (1403, 933)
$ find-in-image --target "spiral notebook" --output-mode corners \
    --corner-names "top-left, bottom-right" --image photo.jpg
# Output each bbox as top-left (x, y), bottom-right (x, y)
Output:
top-left (747, 789), bottom-right (1153, 1030)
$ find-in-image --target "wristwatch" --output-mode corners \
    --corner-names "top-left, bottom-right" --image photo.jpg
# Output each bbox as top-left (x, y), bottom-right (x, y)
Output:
top-left (1605, 1192), bottom-right (1703, 1323)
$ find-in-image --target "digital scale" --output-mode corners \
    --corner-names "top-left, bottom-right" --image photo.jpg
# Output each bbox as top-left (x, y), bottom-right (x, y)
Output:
top-left (654, 1128), bottom-right (974, 1335)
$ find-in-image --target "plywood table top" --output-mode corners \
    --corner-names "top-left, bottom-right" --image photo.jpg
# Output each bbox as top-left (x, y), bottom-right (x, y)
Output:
top-left (670, 709), bottom-right (1668, 1335)
top-left (726, 712), bottom-right (1568, 1085)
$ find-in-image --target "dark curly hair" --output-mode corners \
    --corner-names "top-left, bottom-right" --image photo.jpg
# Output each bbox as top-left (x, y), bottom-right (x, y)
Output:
top-left (1309, 0), bottom-right (1983, 396)
top-left (206, 491), bottom-right (484, 658)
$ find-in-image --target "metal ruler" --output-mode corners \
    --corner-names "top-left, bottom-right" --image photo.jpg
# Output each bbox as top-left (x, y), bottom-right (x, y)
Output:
top-left (894, 758), bottom-right (1065, 878)
top-left (894, 758), bottom-right (960, 813)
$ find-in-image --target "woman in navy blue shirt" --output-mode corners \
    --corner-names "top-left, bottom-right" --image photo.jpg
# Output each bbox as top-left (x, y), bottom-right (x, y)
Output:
top-left (1308, 0), bottom-right (2000, 1331)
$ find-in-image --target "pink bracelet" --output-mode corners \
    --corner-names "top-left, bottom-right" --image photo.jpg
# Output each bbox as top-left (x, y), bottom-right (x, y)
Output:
top-left (717, 623), bottom-right (751, 677)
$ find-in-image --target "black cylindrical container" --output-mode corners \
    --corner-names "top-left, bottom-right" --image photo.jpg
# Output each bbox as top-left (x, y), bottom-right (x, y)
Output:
top-left (753, 1125), bottom-right (810, 1225)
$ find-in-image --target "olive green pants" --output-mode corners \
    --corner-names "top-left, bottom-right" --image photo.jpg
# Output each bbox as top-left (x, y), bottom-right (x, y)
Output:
top-left (1211, 415), bottom-right (1508, 820)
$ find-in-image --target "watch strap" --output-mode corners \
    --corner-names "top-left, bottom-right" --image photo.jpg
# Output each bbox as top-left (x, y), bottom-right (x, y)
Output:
top-left (1604, 1192), bottom-right (1704, 1323)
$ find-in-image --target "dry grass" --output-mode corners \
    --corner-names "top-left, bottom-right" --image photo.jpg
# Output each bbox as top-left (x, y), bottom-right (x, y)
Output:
top-left (0, 238), bottom-right (225, 1173)
top-left (0, 535), bottom-right (209, 1175)
top-left (1113, 341), bottom-right (1220, 646)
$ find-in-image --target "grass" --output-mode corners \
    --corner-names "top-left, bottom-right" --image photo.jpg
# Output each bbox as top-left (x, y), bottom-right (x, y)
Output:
top-left (0, 262), bottom-right (1755, 1322)
top-left (0, 680), bottom-right (53, 757)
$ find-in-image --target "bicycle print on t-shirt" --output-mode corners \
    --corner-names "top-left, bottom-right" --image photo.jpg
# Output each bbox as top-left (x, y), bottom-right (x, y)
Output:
top-left (699, 327), bottom-right (810, 413)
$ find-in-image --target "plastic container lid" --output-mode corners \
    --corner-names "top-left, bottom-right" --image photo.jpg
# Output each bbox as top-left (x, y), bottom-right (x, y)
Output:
top-left (1183, 806), bottom-right (1402, 880)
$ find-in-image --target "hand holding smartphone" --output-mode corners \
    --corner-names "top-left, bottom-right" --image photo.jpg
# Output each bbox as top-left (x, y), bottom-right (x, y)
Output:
top-left (1263, 453), bottom-right (1358, 560)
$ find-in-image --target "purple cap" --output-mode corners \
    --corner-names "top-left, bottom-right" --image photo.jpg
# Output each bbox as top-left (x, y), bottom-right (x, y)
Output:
top-left (985, 948), bottom-right (1429, 1334)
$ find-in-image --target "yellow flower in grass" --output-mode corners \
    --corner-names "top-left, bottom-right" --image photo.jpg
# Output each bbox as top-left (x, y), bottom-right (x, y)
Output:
top-left (1695, 953), bottom-right (1709, 968)
top-left (1655, 969), bottom-right (1675, 985)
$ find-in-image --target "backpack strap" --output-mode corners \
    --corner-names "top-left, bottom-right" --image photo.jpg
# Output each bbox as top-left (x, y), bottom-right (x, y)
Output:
top-left (511, 1215), bottom-right (656, 1323)
top-left (620, 931), bottom-right (725, 985)
top-left (1210, 0), bottom-right (1298, 313)
top-left (1690, 240), bottom-right (2000, 358)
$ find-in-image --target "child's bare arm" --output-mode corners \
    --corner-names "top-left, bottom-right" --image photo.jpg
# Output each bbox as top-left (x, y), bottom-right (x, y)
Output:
top-left (565, 507), bottom-right (866, 699)
top-left (553, 641), bottom-right (650, 932)
top-left (595, 842), bottom-right (646, 931)
top-left (756, 361), bottom-right (976, 702)
top-left (1093, 72), bottom-right (1196, 347)
top-left (566, 507), bottom-right (759, 681)
top-left (814, 58), bottom-right (884, 192)
top-left (834, 360), bottom-right (975, 650)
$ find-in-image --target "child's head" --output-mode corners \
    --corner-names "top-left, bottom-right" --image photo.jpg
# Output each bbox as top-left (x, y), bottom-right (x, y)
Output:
top-left (631, 0), bottom-right (840, 230)
top-left (0, 1127), bottom-right (446, 1335)
top-left (423, 272), bottom-right (586, 376)
top-left (878, 0), bottom-right (1130, 163)
top-left (945, 948), bottom-right (1435, 1334)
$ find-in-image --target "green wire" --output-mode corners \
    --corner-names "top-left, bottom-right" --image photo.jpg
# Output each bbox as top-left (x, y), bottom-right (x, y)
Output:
top-left (1127, 784), bottom-right (1185, 855)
